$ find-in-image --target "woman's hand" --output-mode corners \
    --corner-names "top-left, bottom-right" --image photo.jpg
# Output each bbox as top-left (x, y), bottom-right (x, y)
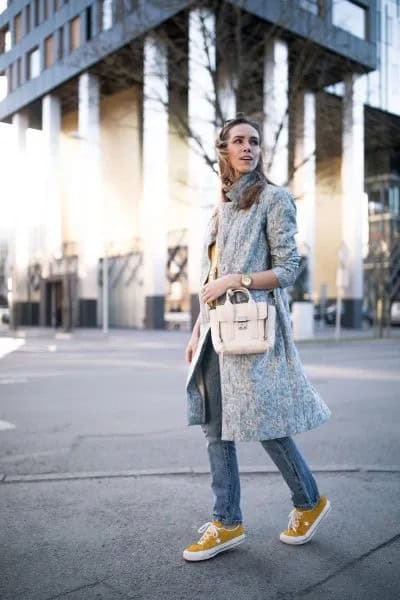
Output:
top-left (185, 331), bottom-right (199, 365)
top-left (185, 320), bottom-right (200, 365)
top-left (200, 275), bottom-right (233, 305)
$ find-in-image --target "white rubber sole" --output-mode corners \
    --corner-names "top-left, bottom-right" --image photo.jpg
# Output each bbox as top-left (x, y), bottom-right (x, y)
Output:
top-left (280, 500), bottom-right (332, 545)
top-left (182, 534), bottom-right (246, 562)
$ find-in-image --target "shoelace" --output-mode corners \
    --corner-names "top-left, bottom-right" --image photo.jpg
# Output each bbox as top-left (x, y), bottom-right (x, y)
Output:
top-left (197, 522), bottom-right (219, 545)
top-left (287, 509), bottom-right (303, 532)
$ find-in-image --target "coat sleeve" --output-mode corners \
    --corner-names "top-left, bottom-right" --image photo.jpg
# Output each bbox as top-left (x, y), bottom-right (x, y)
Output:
top-left (265, 187), bottom-right (300, 289)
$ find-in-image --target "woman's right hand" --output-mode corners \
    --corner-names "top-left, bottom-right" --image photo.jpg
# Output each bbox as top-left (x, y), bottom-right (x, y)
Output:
top-left (185, 330), bottom-right (200, 365)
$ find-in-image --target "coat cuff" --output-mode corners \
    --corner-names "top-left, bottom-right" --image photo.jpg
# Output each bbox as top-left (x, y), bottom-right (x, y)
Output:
top-left (271, 265), bottom-right (297, 289)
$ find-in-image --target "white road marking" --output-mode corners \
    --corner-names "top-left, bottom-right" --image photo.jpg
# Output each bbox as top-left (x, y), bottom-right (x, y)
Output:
top-left (306, 364), bottom-right (400, 382)
top-left (0, 338), bottom-right (25, 359)
top-left (0, 378), bottom-right (28, 384)
top-left (0, 420), bottom-right (16, 431)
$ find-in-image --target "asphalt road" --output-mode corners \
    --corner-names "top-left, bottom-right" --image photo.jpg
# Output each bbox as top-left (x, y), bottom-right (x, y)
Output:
top-left (0, 329), bottom-right (399, 599)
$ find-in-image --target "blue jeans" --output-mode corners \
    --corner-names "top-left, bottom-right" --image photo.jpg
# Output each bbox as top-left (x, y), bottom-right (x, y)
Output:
top-left (201, 337), bottom-right (320, 526)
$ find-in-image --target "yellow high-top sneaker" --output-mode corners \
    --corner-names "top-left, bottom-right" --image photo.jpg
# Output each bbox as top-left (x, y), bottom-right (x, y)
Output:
top-left (280, 496), bottom-right (331, 545)
top-left (183, 520), bottom-right (246, 561)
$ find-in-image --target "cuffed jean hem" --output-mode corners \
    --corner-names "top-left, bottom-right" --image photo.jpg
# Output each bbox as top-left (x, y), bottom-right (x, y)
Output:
top-left (293, 498), bottom-right (320, 511)
top-left (212, 516), bottom-right (243, 526)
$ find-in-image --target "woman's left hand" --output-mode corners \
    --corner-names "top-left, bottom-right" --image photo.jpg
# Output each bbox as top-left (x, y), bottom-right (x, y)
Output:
top-left (200, 275), bottom-right (231, 304)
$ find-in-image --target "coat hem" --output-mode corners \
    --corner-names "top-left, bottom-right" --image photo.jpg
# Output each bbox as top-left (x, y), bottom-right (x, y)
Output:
top-left (187, 410), bottom-right (331, 442)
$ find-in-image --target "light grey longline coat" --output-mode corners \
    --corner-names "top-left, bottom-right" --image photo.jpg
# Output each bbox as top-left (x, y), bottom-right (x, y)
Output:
top-left (186, 173), bottom-right (331, 442)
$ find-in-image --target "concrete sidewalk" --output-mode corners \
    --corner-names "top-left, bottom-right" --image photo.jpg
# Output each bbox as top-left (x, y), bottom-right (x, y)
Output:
top-left (1, 469), bottom-right (399, 600)
top-left (1, 327), bottom-right (399, 599)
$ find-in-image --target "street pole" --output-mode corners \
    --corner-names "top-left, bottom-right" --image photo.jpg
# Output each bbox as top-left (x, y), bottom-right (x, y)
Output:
top-left (7, 274), bottom-right (15, 331)
top-left (335, 242), bottom-right (349, 341)
top-left (335, 289), bottom-right (342, 341)
top-left (102, 249), bottom-right (108, 335)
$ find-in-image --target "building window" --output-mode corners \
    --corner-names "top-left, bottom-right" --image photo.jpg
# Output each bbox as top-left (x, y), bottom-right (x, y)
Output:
top-left (54, 0), bottom-right (61, 11)
top-left (14, 12), bottom-right (22, 43)
top-left (86, 6), bottom-right (92, 40)
top-left (44, 0), bottom-right (52, 20)
top-left (332, 0), bottom-right (367, 39)
top-left (299, 0), bottom-right (321, 16)
top-left (389, 186), bottom-right (400, 216)
top-left (391, 64), bottom-right (400, 85)
top-left (5, 28), bottom-right (11, 51)
top-left (69, 16), bottom-right (80, 51)
top-left (0, 70), bottom-right (7, 100)
top-left (368, 184), bottom-right (400, 217)
top-left (102, 0), bottom-right (113, 31)
top-left (27, 46), bottom-right (40, 80)
top-left (0, 0), bottom-right (7, 17)
top-left (376, 9), bottom-right (381, 42)
top-left (0, 25), bottom-right (11, 54)
top-left (45, 35), bottom-right (54, 68)
top-left (8, 63), bottom-right (13, 92)
top-left (368, 189), bottom-right (383, 215)
top-left (16, 57), bottom-right (22, 85)
top-left (26, 4), bottom-right (31, 34)
top-left (386, 15), bottom-right (393, 45)
top-left (57, 27), bottom-right (63, 59)
top-left (34, 0), bottom-right (40, 27)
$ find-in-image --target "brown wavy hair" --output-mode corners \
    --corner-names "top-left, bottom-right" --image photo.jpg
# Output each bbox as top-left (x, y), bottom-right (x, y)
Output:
top-left (215, 114), bottom-right (274, 209)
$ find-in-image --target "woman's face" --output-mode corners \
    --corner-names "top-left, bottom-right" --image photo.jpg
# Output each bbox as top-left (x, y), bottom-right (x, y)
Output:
top-left (225, 123), bottom-right (261, 178)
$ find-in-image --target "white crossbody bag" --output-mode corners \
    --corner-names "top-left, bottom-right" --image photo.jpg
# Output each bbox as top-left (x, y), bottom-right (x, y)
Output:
top-left (209, 287), bottom-right (276, 355)
top-left (207, 218), bottom-right (276, 355)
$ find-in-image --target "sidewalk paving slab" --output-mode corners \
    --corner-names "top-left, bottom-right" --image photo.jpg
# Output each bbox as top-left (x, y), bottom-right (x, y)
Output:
top-left (1, 471), bottom-right (399, 600)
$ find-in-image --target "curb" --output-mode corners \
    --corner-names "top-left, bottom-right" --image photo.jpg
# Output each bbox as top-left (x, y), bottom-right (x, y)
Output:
top-left (1, 464), bottom-right (400, 484)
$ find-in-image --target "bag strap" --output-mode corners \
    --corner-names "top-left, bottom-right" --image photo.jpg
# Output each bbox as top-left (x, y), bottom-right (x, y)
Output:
top-left (212, 203), bottom-right (278, 305)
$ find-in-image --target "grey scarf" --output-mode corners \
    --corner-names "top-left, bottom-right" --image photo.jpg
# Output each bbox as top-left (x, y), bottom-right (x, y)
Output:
top-left (224, 171), bottom-right (263, 208)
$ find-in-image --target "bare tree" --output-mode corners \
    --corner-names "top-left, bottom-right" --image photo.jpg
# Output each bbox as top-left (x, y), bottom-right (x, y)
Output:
top-left (79, 0), bottom-right (339, 186)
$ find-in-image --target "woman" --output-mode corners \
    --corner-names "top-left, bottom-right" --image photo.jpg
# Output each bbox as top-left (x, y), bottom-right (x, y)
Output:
top-left (183, 115), bottom-right (332, 562)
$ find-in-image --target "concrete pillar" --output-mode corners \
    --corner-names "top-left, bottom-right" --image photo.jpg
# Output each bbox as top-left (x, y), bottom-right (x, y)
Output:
top-left (141, 35), bottom-right (169, 329)
top-left (263, 37), bottom-right (289, 186)
top-left (292, 89), bottom-right (316, 340)
top-left (42, 94), bottom-right (62, 260)
top-left (341, 73), bottom-right (365, 328)
top-left (293, 90), bottom-right (316, 295)
top-left (11, 111), bottom-right (29, 326)
top-left (188, 8), bottom-right (217, 326)
top-left (217, 60), bottom-right (236, 122)
top-left (77, 72), bottom-right (101, 327)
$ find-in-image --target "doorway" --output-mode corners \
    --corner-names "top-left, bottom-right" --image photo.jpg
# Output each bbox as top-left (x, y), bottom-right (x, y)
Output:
top-left (45, 280), bottom-right (63, 328)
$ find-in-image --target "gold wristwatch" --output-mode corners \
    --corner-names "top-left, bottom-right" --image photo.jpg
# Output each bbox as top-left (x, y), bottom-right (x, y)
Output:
top-left (241, 273), bottom-right (252, 288)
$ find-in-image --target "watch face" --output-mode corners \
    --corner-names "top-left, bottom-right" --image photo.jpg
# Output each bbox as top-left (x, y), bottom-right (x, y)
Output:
top-left (242, 275), bottom-right (252, 287)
